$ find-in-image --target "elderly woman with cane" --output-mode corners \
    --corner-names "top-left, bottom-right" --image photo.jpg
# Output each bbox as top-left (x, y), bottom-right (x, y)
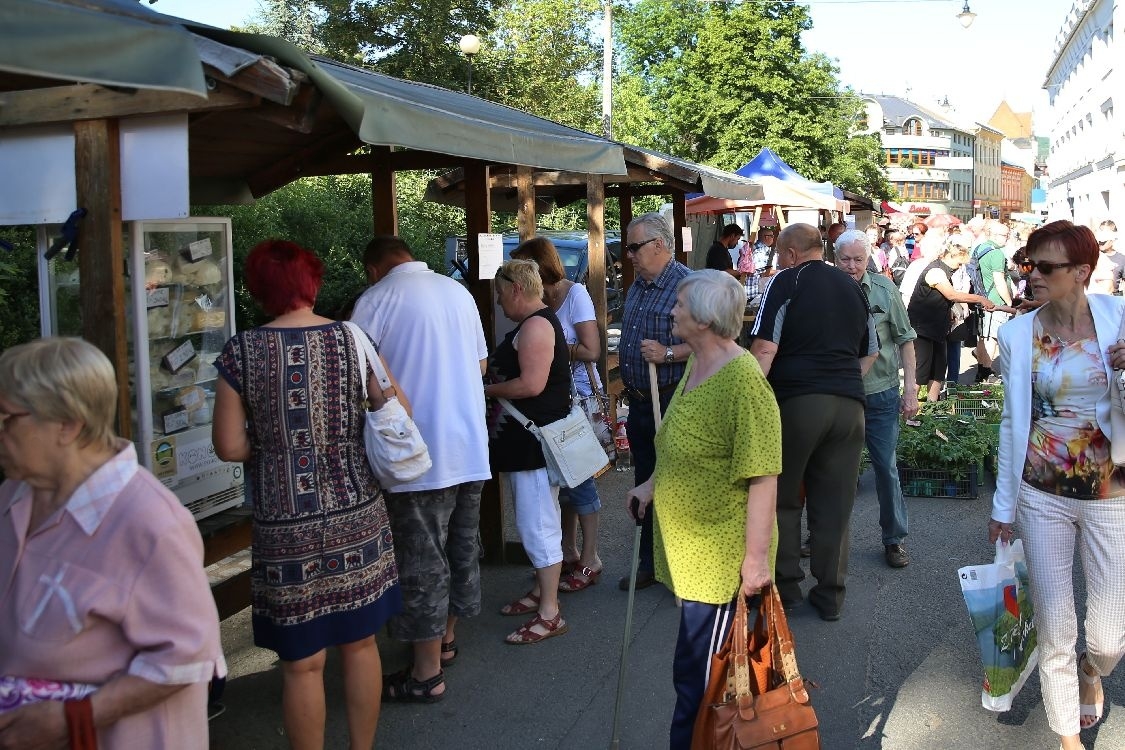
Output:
top-left (626, 270), bottom-right (782, 749)
top-left (990, 220), bottom-right (1125, 750)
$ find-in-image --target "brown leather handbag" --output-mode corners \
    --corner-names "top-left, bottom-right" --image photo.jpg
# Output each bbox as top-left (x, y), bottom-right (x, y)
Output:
top-left (691, 586), bottom-right (820, 749)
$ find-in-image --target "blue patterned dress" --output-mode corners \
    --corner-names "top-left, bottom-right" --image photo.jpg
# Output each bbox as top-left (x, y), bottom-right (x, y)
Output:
top-left (217, 322), bottom-right (400, 661)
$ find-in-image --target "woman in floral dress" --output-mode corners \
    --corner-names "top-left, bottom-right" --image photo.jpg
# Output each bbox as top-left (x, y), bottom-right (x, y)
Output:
top-left (214, 239), bottom-right (404, 749)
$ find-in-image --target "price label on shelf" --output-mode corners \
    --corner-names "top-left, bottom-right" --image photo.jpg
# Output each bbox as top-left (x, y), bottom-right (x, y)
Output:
top-left (146, 287), bottom-right (169, 309)
top-left (181, 238), bottom-right (213, 263)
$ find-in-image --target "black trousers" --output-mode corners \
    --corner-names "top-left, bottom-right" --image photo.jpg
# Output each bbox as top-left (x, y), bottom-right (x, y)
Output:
top-left (774, 394), bottom-right (865, 614)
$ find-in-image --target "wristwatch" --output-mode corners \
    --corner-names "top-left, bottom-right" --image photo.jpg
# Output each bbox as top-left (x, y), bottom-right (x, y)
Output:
top-left (664, 346), bottom-right (675, 363)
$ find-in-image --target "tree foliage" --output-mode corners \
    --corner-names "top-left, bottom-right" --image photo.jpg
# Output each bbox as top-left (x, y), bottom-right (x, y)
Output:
top-left (615, 0), bottom-right (892, 199)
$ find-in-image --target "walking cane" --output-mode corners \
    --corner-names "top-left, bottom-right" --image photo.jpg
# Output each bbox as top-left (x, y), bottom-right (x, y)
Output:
top-left (610, 495), bottom-right (643, 750)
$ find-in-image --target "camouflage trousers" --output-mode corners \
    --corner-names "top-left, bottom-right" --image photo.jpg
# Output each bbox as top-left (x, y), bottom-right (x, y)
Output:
top-left (384, 481), bottom-right (484, 641)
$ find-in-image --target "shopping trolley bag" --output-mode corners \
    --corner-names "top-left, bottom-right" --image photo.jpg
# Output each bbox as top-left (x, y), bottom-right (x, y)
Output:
top-left (958, 539), bottom-right (1038, 712)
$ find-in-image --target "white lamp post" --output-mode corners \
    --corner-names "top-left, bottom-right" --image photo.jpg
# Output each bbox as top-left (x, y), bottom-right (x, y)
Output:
top-left (459, 33), bottom-right (481, 94)
top-left (957, 1), bottom-right (976, 28)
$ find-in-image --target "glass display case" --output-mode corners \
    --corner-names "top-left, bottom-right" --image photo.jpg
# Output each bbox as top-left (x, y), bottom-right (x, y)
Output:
top-left (38, 218), bottom-right (245, 520)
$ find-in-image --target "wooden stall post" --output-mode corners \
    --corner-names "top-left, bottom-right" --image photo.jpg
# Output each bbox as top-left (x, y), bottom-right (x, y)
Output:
top-left (371, 155), bottom-right (398, 236)
top-left (74, 118), bottom-right (131, 439)
top-left (464, 162), bottom-right (506, 563)
top-left (516, 165), bottom-right (536, 241)
top-left (672, 190), bottom-right (688, 265)
top-left (586, 175), bottom-right (607, 382)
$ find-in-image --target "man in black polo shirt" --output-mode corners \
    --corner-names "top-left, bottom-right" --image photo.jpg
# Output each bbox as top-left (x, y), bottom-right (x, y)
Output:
top-left (750, 223), bottom-right (878, 622)
top-left (705, 223), bottom-right (742, 277)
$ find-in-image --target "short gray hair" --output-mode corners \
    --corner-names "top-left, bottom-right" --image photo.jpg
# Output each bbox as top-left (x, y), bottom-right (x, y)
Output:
top-left (0, 337), bottom-right (118, 450)
top-left (629, 212), bottom-right (674, 254)
top-left (676, 270), bottom-right (745, 340)
top-left (496, 258), bottom-right (544, 300)
top-left (834, 229), bottom-right (870, 257)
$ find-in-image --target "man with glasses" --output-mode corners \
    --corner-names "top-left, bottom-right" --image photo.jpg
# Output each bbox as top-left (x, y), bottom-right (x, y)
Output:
top-left (1092, 220), bottom-right (1124, 295)
top-left (835, 230), bottom-right (919, 569)
top-left (616, 212), bottom-right (691, 591)
top-left (751, 227), bottom-right (777, 276)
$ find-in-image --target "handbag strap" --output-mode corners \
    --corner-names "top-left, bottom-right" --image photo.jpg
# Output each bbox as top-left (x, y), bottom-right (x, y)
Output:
top-left (342, 321), bottom-right (396, 399)
top-left (583, 362), bottom-right (610, 414)
top-left (763, 585), bottom-right (803, 684)
top-left (497, 397), bottom-right (542, 438)
top-left (730, 593), bottom-right (752, 698)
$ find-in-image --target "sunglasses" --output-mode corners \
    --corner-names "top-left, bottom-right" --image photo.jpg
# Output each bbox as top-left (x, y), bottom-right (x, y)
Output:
top-left (1099, 240), bottom-right (1112, 246)
top-left (625, 237), bottom-right (658, 254)
top-left (1018, 260), bottom-right (1076, 275)
top-left (495, 270), bottom-right (515, 284)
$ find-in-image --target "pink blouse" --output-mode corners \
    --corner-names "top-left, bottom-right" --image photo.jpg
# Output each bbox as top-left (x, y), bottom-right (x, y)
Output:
top-left (0, 442), bottom-right (226, 749)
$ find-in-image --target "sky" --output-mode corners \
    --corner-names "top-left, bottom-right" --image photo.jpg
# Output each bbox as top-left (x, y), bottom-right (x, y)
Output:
top-left (154, 0), bottom-right (1069, 129)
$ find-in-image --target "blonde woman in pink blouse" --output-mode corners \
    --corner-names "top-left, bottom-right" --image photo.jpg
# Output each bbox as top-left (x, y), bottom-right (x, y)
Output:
top-left (0, 338), bottom-right (225, 749)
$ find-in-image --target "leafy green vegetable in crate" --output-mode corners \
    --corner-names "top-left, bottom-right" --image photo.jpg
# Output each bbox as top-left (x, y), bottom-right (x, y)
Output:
top-left (897, 413), bottom-right (998, 478)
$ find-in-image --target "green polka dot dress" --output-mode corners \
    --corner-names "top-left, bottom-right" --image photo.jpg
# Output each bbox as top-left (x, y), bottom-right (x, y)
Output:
top-left (653, 353), bottom-right (782, 604)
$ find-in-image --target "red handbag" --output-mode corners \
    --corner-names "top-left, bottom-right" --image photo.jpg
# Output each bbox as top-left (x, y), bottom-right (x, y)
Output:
top-left (691, 586), bottom-right (820, 749)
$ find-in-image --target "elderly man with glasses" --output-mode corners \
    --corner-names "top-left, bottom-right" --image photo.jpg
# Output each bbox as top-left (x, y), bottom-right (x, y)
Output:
top-left (835, 230), bottom-right (920, 568)
top-left (616, 212), bottom-right (691, 591)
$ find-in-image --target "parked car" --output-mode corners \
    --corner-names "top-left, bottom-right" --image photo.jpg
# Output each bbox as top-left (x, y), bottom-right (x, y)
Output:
top-left (445, 230), bottom-right (623, 322)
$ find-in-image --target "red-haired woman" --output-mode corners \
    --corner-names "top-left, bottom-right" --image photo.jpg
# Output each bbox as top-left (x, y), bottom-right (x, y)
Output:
top-left (213, 239), bottom-right (406, 749)
top-left (990, 221), bottom-right (1125, 750)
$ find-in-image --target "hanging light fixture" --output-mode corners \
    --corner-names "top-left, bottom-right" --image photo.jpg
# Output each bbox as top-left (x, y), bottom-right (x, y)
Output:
top-left (957, 0), bottom-right (977, 28)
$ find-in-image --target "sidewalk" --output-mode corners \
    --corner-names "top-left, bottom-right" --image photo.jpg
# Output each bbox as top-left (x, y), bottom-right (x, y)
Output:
top-left (209, 459), bottom-right (1123, 749)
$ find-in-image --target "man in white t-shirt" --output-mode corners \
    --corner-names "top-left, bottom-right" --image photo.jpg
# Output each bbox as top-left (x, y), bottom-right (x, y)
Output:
top-left (351, 235), bottom-right (491, 702)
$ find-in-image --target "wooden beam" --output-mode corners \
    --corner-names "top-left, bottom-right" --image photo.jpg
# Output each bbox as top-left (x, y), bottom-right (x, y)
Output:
top-left (74, 119), bottom-right (130, 440)
top-left (586, 175), bottom-right (608, 383)
top-left (672, 190), bottom-right (688, 264)
top-left (516, 166), bottom-right (536, 240)
top-left (463, 162), bottom-right (505, 563)
top-left (0, 83), bottom-right (257, 127)
top-left (243, 87), bottom-right (325, 134)
top-left (372, 159), bottom-right (398, 236)
top-left (203, 54), bottom-right (303, 107)
top-left (619, 189), bottom-right (635, 292)
top-left (246, 130), bottom-right (362, 196)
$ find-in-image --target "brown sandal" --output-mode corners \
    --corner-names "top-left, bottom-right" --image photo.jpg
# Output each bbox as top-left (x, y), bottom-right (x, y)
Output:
top-left (499, 591), bottom-right (540, 616)
top-left (505, 611), bottom-right (568, 645)
top-left (440, 640), bottom-right (458, 666)
top-left (559, 565), bottom-right (602, 593)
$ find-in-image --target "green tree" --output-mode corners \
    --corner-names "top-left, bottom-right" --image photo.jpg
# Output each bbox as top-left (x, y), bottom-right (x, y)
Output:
top-left (615, 0), bottom-right (892, 199)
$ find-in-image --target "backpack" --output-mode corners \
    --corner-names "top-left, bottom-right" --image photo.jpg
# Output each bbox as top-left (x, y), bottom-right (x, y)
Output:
top-left (965, 243), bottom-right (996, 297)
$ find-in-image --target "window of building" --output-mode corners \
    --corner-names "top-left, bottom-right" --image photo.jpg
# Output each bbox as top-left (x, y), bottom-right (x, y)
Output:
top-left (904, 118), bottom-right (923, 136)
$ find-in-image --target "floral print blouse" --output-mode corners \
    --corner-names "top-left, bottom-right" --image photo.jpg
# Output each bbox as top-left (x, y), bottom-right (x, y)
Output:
top-left (1023, 319), bottom-right (1125, 499)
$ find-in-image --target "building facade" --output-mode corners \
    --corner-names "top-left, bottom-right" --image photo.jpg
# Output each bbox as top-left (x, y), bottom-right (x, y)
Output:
top-left (1000, 162), bottom-right (1033, 222)
top-left (1044, 0), bottom-right (1122, 225)
top-left (973, 124), bottom-right (1005, 219)
top-left (859, 95), bottom-right (975, 219)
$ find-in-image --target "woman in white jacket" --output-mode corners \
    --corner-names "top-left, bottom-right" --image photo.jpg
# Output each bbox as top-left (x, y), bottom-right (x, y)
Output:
top-left (989, 220), bottom-right (1125, 750)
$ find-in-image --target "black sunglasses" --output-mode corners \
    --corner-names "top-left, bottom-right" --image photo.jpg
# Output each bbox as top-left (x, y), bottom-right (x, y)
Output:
top-left (1099, 240), bottom-right (1112, 246)
top-left (1019, 260), bottom-right (1076, 275)
top-left (625, 237), bottom-right (658, 254)
top-left (496, 270), bottom-right (515, 283)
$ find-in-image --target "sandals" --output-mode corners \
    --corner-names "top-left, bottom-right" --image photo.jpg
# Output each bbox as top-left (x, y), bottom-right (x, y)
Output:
top-left (505, 611), bottom-right (568, 645)
top-left (1078, 652), bottom-right (1103, 730)
top-left (499, 591), bottom-right (540, 616)
top-left (559, 565), bottom-right (602, 593)
top-left (440, 639), bottom-right (458, 667)
top-left (381, 667), bottom-right (445, 704)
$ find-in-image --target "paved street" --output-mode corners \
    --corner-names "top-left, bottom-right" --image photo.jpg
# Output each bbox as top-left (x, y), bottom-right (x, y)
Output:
top-left (209, 466), bottom-right (1124, 749)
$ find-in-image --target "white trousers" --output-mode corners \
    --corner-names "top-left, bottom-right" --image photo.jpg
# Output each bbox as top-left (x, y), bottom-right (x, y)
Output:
top-left (1017, 482), bottom-right (1125, 736)
top-left (502, 469), bottom-right (562, 569)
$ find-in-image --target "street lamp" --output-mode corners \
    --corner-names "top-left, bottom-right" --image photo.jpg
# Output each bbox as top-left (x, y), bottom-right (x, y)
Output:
top-left (957, 1), bottom-right (976, 28)
top-left (459, 33), bottom-right (481, 95)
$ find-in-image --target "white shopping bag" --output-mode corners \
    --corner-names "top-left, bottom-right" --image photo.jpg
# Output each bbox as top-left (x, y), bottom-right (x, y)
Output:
top-left (958, 539), bottom-right (1039, 712)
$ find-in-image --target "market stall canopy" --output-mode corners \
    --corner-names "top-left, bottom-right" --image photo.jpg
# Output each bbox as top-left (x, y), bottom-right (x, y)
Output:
top-left (685, 175), bottom-right (840, 215)
top-left (0, 2), bottom-right (627, 203)
top-left (736, 147), bottom-right (842, 201)
top-left (0, 0), bottom-right (208, 97)
top-left (424, 143), bottom-right (763, 212)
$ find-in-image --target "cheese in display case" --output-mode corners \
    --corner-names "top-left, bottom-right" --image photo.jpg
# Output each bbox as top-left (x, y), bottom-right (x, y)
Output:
top-left (130, 219), bottom-right (244, 519)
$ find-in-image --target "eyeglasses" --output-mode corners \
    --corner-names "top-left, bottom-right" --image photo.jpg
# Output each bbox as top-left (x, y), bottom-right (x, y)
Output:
top-left (1099, 240), bottom-right (1112, 246)
top-left (0, 410), bottom-right (31, 432)
top-left (1018, 260), bottom-right (1076, 275)
top-left (495, 270), bottom-right (515, 284)
top-left (625, 237), bottom-right (658, 254)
